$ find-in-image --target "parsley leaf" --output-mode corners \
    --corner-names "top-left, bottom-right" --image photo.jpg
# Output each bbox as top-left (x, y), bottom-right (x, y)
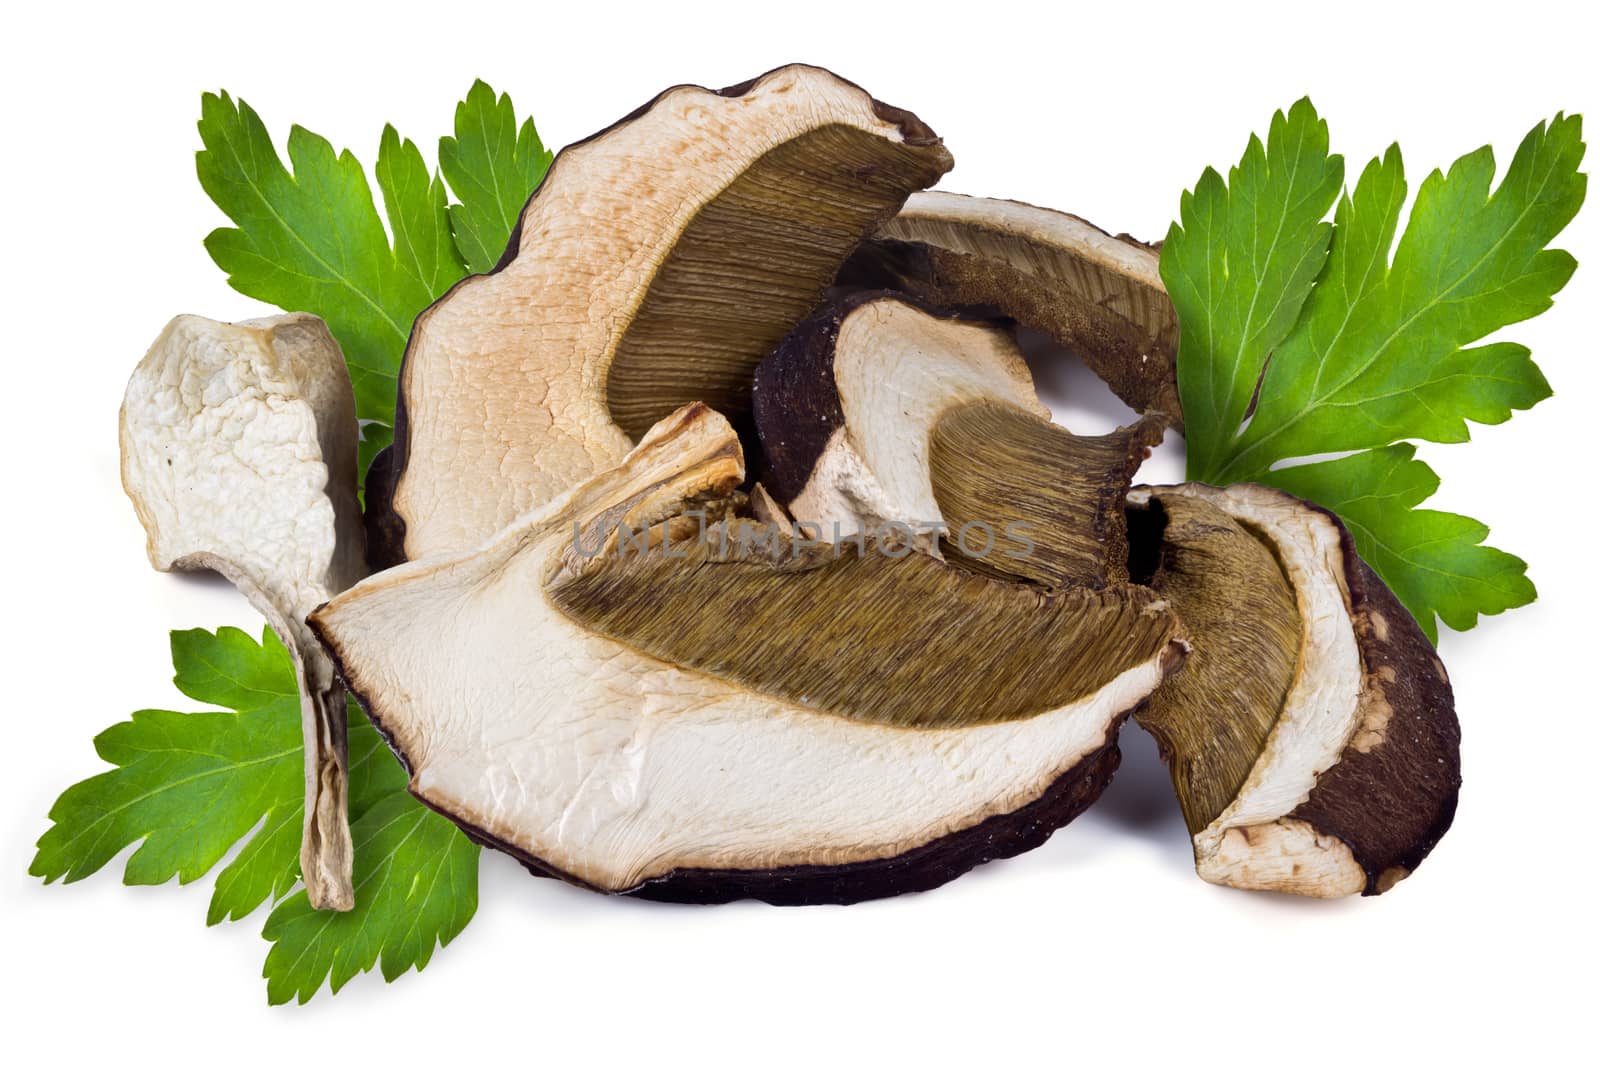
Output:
top-left (1216, 117), bottom-right (1581, 483)
top-left (439, 79), bottom-right (553, 274)
top-left (1162, 104), bottom-right (1585, 638)
top-left (376, 125), bottom-right (465, 299)
top-left (1162, 98), bottom-right (1344, 482)
top-left (31, 626), bottom-right (478, 1000)
top-left (1265, 447), bottom-right (1535, 642)
top-left (31, 626), bottom-right (405, 923)
top-left (196, 95), bottom-right (459, 426)
top-left (196, 82), bottom-right (549, 437)
top-left (261, 793), bottom-right (479, 1005)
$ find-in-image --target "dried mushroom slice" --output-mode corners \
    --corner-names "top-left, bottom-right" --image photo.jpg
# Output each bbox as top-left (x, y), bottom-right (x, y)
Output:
top-left (752, 292), bottom-right (1162, 588)
top-left (1124, 494), bottom-right (1301, 836)
top-left (372, 64), bottom-right (953, 565)
top-left (312, 405), bottom-right (1184, 905)
top-left (120, 313), bottom-right (366, 911)
top-left (1128, 483), bottom-right (1460, 897)
top-left (839, 191), bottom-right (1181, 426)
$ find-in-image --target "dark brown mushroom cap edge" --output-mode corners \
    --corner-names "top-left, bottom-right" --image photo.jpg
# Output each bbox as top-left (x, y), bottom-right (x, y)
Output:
top-left (376, 716), bottom-right (1130, 907)
top-left (1289, 506), bottom-right (1461, 894)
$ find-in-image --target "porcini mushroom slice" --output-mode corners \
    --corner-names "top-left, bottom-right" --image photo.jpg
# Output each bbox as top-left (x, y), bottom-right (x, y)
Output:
top-left (838, 191), bottom-right (1181, 426)
top-left (752, 292), bottom-right (1162, 588)
top-left (313, 405), bottom-right (1184, 904)
top-left (1124, 494), bottom-right (1304, 836)
top-left (372, 64), bottom-right (953, 565)
top-left (120, 314), bottom-right (366, 911)
top-left (1127, 483), bottom-right (1460, 897)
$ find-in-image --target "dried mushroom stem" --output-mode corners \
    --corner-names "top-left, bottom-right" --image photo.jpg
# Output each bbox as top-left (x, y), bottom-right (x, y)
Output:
top-left (120, 314), bottom-right (366, 910)
top-left (372, 64), bottom-right (953, 564)
top-left (312, 405), bottom-right (1184, 905)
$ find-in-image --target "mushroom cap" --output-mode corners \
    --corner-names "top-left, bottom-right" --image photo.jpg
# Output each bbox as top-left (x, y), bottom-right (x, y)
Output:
top-left (313, 405), bottom-right (1184, 904)
top-left (753, 291), bottom-right (1162, 588)
top-left (119, 312), bottom-right (366, 910)
top-left (1129, 482), bottom-right (1460, 896)
top-left (755, 291), bottom-right (1045, 528)
top-left (839, 191), bottom-right (1180, 427)
top-left (372, 64), bottom-right (953, 565)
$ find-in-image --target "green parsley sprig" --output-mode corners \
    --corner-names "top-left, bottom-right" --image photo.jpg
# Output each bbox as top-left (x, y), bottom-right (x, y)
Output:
top-left (1162, 101), bottom-right (1585, 641)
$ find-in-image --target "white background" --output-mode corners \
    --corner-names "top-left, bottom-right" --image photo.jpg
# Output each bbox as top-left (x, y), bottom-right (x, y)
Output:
top-left (3, 0), bottom-right (1595, 1062)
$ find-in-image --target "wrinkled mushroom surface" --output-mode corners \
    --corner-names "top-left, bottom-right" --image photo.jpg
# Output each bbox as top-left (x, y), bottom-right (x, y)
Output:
top-left (370, 64), bottom-right (953, 565)
top-left (313, 405), bottom-right (1184, 904)
top-left (753, 291), bottom-right (1161, 588)
top-left (1128, 483), bottom-right (1460, 897)
top-left (120, 313), bottom-right (366, 910)
top-left (839, 191), bottom-right (1181, 426)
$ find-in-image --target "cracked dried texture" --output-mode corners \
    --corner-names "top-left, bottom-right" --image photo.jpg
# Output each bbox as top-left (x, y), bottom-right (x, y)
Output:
top-left (1127, 494), bottom-right (1302, 834)
top-left (754, 294), bottom-right (1158, 589)
top-left (1131, 483), bottom-right (1459, 896)
top-left (385, 64), bottom-right (952, 561)
top-left (314, 405), bottom-right (1182, 900)
top-left (120, 314), bottom-right (366, 910)
top-left (842, 191), bottom-right (1180, 426)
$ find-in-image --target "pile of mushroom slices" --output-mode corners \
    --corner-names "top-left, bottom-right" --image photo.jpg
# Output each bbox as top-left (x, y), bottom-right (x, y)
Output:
top-left (120, 64), bottom-right (1459, 910)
